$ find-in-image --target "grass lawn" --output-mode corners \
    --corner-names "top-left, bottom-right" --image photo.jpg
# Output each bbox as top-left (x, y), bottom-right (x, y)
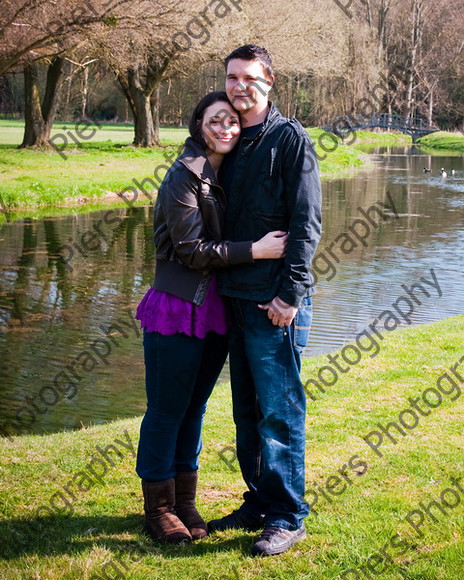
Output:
top-left (416, 131), bottom-right (464, 152)
top-left (1, 314), bottom-right (463, 579)
top-left (0, 120), bottom-right (410, 217)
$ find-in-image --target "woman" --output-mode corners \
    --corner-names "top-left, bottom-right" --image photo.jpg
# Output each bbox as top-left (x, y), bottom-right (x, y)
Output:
top-left (135, 91), bottom-right (287, 545)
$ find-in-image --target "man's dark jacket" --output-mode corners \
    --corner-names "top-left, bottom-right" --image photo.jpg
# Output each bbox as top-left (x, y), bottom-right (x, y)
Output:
top-left (219, 103), bottom-right (322, 307)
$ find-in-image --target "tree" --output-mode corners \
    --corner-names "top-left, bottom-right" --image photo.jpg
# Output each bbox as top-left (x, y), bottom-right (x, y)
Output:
top-left (0, 0), bottom-right (132, 146)
top-left (21, 56), bottom-right (66, 147)
top-left (98, 0), bottom-right (249, 146)
top-left (353, 0), bottom-right (464, 125)
top-left (114, 52), bottom-right (171, 147)
top-left (413, 0), bottom-right (464, 126)
top-left (0, 0), bottom-right (132, 76)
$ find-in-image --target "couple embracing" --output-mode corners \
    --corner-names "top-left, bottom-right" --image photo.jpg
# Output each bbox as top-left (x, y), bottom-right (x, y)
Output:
top-left (135, 44), bottom-right (322, 557)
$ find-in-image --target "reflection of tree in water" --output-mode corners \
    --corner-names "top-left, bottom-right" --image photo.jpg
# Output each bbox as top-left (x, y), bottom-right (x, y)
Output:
top-left (121, 207), bottom-right (154, 302)
top-left (42, 217), bottom-right (72, 313)
top-left (43, 207), bottom-right (153, 336)
top-left (125, 207), bottom-right (138, 261)
top-left (0, 220), bottom-right (37, 424)
top-left (10, 218), bottom-right (37, 330)
top-left (142, 205), bottom-right (156, 282)
top-left (0, 206), bottom-right (159, 432)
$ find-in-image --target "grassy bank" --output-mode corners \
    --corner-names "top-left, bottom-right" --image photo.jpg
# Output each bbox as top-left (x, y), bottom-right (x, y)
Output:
top-left (416, 130), bottom-right (464, 152)
top-left (0, 120), bottom-right (409, 217)
top-left (0, 140), bottom-right (175, 210)
top-left (344, 129), bottom-right (412, 147)
top-left (0, 120), bottom-right (187, 213)
top-left (1, 314), bottom-right (463, 579)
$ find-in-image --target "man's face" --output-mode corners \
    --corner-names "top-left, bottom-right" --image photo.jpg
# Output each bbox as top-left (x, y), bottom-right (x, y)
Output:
top-left (225, 59), bottom-right (273, 114)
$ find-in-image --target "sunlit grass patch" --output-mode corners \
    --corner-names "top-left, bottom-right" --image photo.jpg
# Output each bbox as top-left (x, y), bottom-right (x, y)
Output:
top-left (1, 315), bottom-right (463, 579)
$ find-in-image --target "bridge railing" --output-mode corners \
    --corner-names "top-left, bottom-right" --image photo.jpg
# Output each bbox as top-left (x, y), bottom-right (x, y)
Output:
top-left (321, 113), bottom-right (439, 138)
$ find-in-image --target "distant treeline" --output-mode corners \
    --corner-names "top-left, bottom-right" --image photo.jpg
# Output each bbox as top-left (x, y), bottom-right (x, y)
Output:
top-left (0, 0), bottom-right (462, 148)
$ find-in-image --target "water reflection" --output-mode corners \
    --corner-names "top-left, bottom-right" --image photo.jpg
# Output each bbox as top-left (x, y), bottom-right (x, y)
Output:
top-left (311, 148), bottom-right (464, 353)
top-left (0, 149), bottom-right (463, 434)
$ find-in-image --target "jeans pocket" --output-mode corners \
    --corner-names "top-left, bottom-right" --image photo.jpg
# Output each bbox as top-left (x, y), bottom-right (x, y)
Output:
top-left (293, 296), bottom-right (313, 352)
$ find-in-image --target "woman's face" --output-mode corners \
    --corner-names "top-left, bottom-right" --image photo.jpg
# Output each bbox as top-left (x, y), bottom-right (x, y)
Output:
top-left (201, 101), bottom-right (240, 155)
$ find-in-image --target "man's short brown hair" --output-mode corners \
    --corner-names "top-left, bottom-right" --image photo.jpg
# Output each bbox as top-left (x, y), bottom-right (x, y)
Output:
top-left (224, 44), bottom-right (274, 78)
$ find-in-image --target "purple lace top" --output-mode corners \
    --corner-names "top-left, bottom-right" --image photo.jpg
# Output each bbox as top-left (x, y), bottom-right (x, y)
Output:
top-left (136, 275), bottom-right (229, 338)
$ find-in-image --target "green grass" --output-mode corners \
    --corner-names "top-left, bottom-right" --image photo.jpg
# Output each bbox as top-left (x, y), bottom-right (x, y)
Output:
top-left (347, 129), bottom-right (413, 146)
top-left (307, 128), bottom-right (368, 176)
top-left (0, 120), bottom-right (410, 218)
top-left (0, 141), bottom-right (177, 208)
top-left (0, 120), bottom-right (188, 147)
top-left (1, 315), bottom-right (463, 579)
top-left (416, 131), bottom-right (464, 152)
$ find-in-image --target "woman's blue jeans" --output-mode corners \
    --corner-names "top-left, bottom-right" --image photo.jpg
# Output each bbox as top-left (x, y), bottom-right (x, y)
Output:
top-left (136, 330), bottom-right (228, 481)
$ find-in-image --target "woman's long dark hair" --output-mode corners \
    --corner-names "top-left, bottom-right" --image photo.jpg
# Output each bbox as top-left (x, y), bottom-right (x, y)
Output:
top-left (188, 91), bottom-right (232, 149)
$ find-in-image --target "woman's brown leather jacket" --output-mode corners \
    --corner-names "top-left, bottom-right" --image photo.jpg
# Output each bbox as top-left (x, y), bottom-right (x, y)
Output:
top-left (152, 138), bottom-right (254, 305)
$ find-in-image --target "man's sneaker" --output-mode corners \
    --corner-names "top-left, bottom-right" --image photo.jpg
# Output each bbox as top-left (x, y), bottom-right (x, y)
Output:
top-left (251, 524), bottom-right (306, 556)
top-left (207, 508), bottom-right (265, 533)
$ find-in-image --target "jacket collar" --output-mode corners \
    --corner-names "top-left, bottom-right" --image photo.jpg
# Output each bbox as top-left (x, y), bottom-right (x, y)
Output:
top-left (240, 101), bottom-right (281, 141)
top-left (264, 101), bottom-right (281, 128)
top-left (178, 137), bottom-right (217, 185)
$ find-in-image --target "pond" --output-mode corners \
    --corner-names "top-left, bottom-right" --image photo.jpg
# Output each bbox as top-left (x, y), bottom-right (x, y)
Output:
top-left (1, 147), bottom-right (463, 436)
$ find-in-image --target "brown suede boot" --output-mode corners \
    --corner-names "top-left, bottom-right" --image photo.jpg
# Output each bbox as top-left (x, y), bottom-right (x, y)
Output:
top-left (142, 479), bottom-right (192, 544)
top-left (174, 471), bottom-right (208, 540)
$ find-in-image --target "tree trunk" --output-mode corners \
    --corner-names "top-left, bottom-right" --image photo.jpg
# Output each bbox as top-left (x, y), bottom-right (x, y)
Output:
top-left (20, 57), bottom-right (65, 148)
top-left (133, 90), bottom-right (157, 146)
top-left (118, 67), bottom-right (161, 147)
top-left (124, 99), bottom-right (129, 123)
top-left (0, 75), bottom-right (12, 116)
top-left (62, 63), bottom-right (74, 121)
top-left (428, 86), bottom-right (434, 126)
top-left (21, 63), bottom-right (45, 147)
top-left (81, 66), bottom-right (89, 120)
top-left (377, 0), bottom-right (391, 65)
top-left (404, 0), bottom-right (422, 122)
top-left (151, 85), bottom-right (161, 143)
top-left (116, 53), bottom-right (170, 147)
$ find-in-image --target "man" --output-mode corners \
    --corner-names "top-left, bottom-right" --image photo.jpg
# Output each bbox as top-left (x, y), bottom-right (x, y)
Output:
top-left (208, 45), bottom-right (322, 557)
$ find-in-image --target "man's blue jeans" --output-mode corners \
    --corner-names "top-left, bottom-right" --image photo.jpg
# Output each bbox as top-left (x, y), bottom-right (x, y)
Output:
top-left (228, 297), bottom-right (312, 530)
top-left (136, 330), bottom-right (228, 481)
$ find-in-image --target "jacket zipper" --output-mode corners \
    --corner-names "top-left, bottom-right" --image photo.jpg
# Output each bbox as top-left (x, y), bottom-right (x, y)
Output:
top-left (270, 148), bottom-right (276, 176)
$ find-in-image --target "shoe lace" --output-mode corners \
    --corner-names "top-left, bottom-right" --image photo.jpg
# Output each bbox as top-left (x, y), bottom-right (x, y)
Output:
top-left (259, 526), bottom-right (281, 541)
